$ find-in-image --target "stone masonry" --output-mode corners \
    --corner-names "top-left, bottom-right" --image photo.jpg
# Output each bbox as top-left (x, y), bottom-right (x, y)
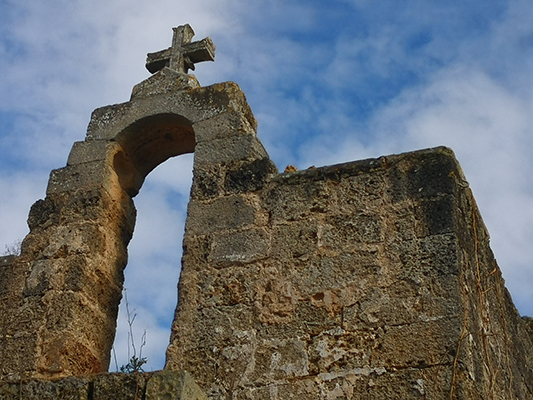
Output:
top-left (0, 25), bottom-right (531, 399)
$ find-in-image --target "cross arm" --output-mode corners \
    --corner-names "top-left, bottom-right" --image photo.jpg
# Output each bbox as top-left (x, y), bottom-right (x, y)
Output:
top-left (146, 48), bottom-right (173, 74)
top-left (183, 37), bottom-right (215, 68)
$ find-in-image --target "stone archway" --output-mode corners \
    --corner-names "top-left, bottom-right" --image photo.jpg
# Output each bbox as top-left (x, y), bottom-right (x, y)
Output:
top-left (0, 68), bottom-right (271, 380)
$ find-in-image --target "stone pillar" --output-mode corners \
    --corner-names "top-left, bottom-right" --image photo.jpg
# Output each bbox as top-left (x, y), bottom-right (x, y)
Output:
top-left (165, 83), bottom-right (279, 376)
top-left (0, 139), bottom-right (135, 379)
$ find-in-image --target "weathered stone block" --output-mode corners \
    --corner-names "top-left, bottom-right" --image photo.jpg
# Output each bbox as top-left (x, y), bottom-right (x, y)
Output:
top-left (34, 290), bottom-right (112, 375)
top-left (189, 82), bottom-right (255, 124)
top-left (27, 197), bottom-right (62, 231)
top-left (271, 220), bottom-right (318, 260)
top-left (185, 195), bottom-right (256, 235)
top-left (392, 202), bottom-right (419, 241)
top-left (251, 299), bottom-right (341, 341)
top-left (1, 295), bottom-right (46, 337)
top-left (317, 366), bottom-right (453, 400)
top-left (342, 278), bottom-right (461, 331)
top-left (211, 228), bottom-right (269, 265)
top-left (335, 173), bottom-right (386, 212)
top-left (418, 234), bottom-right (460, 275)
top-left (415, 195), bottom-right (456, 236)
top-left (191, 166), bottom-right (223, 199)
top-left (37, 222), bottom-right (107, 259)
top-left (86, 99), bottom-right (195, 142)
top-left (193, 111), bottom-right (256, 143)
top-left (370, 318), bottom-right (461, 368)
top-left (146, 370), bottom-right (208, 400)
top-left (0, 372), bottom-right (208, 400)
top-left (196, 265), bottom-right (255, 307)
top-left (224, 158), bottom-right (277, 194)
top-left (0, 334), bottom-right (40, 381)
top-left (23, 259), bottom-right (61, 296)
top-left (131, 67), bottom-right (200, 100)
top-left (27, 189), bottom-right (133, 234)
top-left (320, 213), bottom-right (383, 247)
top-left (86, 102), bottom-right (132, 140)
top-left (308, 327), bottom-right (376, 374)
top-left (394, 234), bottom-right (460, 279)
top-left (263, 178), bottom-right (333, 222)
top-left (88, 82), bottom-right (253, 142)
top-left (165, 306), bottom-right (257, 390)
top-left (252, 269), bottom-right (301, 324)
top-left (63, 255), bottom-right (123, 304)
top-left (0, 256), bottom-right (18, 297)
top-left (0, 377), bottom-right (89, 400)
top-left (387, 147), bottom-right (459, 202)
top-left (249, 337), bottom-right (309, 382)
top-left (235, 378), bottom-right (320, 400)
top-left (46, 161), bottom-right (113, 195)
top-left (92, 373), bottom-right (150, 400)
top-left (193, 135), bottom-right (268, 169)
top-left (66, 140), bottom-right (113, 166)
top-left (181, 236), bottom-right (211, 271)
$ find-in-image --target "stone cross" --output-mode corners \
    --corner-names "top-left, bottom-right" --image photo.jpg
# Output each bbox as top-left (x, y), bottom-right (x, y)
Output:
top-left (146, 24), bottom-right (216, 74)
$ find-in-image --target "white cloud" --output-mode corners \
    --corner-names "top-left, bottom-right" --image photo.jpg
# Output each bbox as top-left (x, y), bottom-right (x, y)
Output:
top-left (0, 173), bottom-right (47, 253)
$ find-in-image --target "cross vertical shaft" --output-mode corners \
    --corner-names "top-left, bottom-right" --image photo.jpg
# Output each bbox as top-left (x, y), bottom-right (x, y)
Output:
top-left (169, 25), bottom-right (195, 73)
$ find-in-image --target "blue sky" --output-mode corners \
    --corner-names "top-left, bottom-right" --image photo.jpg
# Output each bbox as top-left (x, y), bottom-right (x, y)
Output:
top-left (1, 0), bottom-right (532, 371)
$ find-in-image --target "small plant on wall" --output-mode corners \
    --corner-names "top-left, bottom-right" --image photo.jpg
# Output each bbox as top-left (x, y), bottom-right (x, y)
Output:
top-left (113, 288), bottom-right (147, 373)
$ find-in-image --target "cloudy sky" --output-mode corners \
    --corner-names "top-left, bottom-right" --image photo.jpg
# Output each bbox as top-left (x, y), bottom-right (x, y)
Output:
top-left (1, 0), bottom-right (532, 371)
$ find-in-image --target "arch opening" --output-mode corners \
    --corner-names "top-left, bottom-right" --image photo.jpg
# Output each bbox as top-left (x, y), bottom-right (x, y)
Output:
top-left (110, 113), bottom-right (196, 371)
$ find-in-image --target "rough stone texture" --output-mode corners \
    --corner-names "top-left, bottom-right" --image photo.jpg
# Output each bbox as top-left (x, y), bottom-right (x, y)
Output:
top-left (146, 370), bottom-right (208, 400)
top-left (0, 371), bottom-right (206, 400)
top-left (167, 147), bottom-right (533, 399)
top-left (0, 46), bottom-right (531, 399)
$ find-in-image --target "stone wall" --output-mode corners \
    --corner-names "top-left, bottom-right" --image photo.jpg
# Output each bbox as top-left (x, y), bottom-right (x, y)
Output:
top-left (0, 370), bottom-right (207, 400)
top-left (0, 65), bottom-right (531, 399)
top-left (167, 146), bottom-right (533, 399)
